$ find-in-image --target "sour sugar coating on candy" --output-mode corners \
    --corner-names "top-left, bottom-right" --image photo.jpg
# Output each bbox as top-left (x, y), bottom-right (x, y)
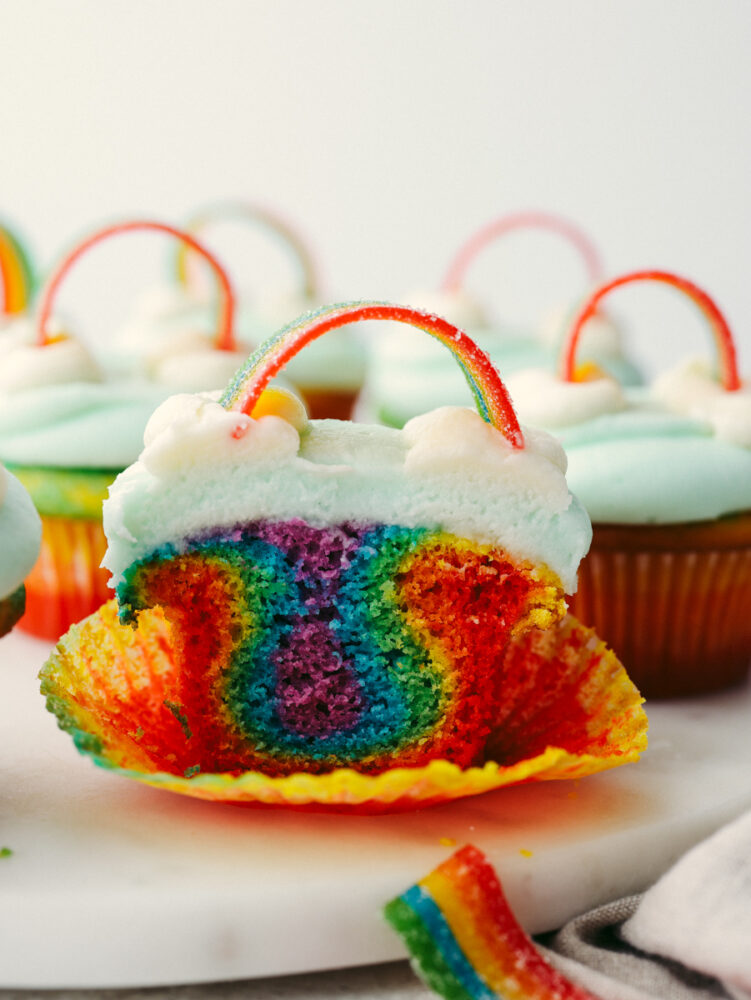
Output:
top-left (385, 844), bottom-right (599, 1000)
top-left (220, 301), bottom-right (526, 447)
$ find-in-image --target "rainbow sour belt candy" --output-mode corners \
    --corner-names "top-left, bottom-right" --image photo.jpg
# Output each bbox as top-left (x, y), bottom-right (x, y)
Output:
top-left (385, 844), bottom-right (599, 1000)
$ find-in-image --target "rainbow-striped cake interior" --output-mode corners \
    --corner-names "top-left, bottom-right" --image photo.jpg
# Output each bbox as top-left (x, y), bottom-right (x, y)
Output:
top-left (115, 518), bottom-right (563, 777)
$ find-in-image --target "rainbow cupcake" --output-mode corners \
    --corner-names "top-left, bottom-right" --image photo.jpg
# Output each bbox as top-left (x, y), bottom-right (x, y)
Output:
top-left (41, 303), bottom-right (646, 811)
top-left (0, 220), bottom-right (247, 641)
top-left (507, 270), bottom-right (751, 698)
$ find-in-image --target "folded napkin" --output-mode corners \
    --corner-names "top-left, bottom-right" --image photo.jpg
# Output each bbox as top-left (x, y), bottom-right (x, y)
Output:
top-left (543, 809), bottom-right (751, 1000)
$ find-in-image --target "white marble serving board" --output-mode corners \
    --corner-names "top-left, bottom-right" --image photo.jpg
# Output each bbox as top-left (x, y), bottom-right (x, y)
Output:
top-left (1, 628), bottom-right (750, 990)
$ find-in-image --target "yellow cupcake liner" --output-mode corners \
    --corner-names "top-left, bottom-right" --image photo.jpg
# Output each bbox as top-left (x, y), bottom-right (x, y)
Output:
top-left (41, 601), bottom-right (647, 813)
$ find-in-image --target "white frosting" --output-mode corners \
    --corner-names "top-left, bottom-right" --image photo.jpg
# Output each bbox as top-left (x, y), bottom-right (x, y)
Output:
top-left (114, 284), bottom-right (250, 382)
top-left (0, 329), bottom-right (102, 392)
top-left (653, 358), bottom-right (751, 448)
top-left (103, 397), bottom-right (591, 594)
top-left (539, 302), bottom-right (624, 358)
top-left (143, 329), bottom-right (251, 392)
top-left (505, 368), bottom-right (627, 428)
top-left (140, 392), bottom-right (303, 476)
top-left (130, 284), bottom-right (210, 325)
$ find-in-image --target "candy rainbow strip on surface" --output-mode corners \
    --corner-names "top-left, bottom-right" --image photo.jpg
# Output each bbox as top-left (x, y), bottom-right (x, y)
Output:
top-left (560, 270), bottom-right (741, 392)
top-left (0, 221), bottom-right (36, 314)
top-left (34, 220), bottom-right (238, 352)
top-left (174, 201), bottom-right (319, 301)
top-left (385, 845), bottom-right (599, 1000)
top-left (441, 210), bottom-right (604, 295)
top-left (221, 301), bottom-right (525, 448)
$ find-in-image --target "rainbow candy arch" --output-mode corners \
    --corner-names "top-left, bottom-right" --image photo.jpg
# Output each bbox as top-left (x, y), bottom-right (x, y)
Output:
top-left (220, 301), bottom-right (525, 449)
top-left (385, 844), bottom-right (599, 1000)
top-left (34, 219), bottom-right (238, 352)
top-left (0, 221), bottom-right (36, 314)
top-left (441, 210), bottom-right (604, 295)
top-left (174, 200), bottom-right (320, 301)
top-left (560, 269), bottom-right (742, 392)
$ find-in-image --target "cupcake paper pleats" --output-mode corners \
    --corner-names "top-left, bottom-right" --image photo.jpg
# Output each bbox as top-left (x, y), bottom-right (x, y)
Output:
top-left (21, 514), bottom-right (110, 641)
top-left (385, 844), bottom-right (599, 999)
top-left (40, 599), bottom-right (646, 814)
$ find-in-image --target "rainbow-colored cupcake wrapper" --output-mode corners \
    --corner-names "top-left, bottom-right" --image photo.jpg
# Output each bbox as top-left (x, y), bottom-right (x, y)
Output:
top-left (385, 844), bottom-right (598, 999)
top-left (41, 601), bottom-right (646, 813)
top-left (21, 515), bottom-right (111, 641)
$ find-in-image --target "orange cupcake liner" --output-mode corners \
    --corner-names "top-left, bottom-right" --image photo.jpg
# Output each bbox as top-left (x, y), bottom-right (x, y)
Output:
top-left (568, 516), bottom-right (751, 698)
top-left (20, 515), bottom-right (111, 642)
top-left (40, 601), bottom-right (647, 813)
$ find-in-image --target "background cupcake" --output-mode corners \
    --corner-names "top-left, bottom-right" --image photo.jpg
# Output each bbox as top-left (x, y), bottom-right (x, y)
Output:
top-left (359, 210), bottom-right (642, 428)
top-left (0, 219), bottom-right (246, 641)
top-left (120, 202), bottom-right (367, 420)
top-left (507, 269), bottom-right (751, 698)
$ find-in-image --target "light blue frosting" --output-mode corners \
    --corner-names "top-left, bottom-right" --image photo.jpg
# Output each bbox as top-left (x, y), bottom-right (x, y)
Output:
top-left (0, 468), bottom-right (41, 599)
top-left (558, 408), bottom-right (751, 524)
top-left (0, 381), bottom-right (172, 469)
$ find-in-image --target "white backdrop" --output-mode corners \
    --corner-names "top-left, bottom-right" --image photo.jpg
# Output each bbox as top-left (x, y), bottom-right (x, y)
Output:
top-left (0, 0), bottom-right (749, 377)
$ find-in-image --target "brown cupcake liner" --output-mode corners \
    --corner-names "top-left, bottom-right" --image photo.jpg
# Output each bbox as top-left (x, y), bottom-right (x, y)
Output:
top-left (294, 386), bottom-right (358, 421)
top-left (568, 514), bottom-right (751, 698)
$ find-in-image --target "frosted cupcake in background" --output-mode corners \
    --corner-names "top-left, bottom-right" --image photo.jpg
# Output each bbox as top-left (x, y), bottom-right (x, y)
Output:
top-left (119, 202), bottom-right (366, 419)
top-left (359, 210), bottom-right (642, 428)
top-left (0, 219), bottom-right (246, 641)
top-left (0, 464), bottom-right (41, 638)
top-left (507, 270), bottom-right (751, 698)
